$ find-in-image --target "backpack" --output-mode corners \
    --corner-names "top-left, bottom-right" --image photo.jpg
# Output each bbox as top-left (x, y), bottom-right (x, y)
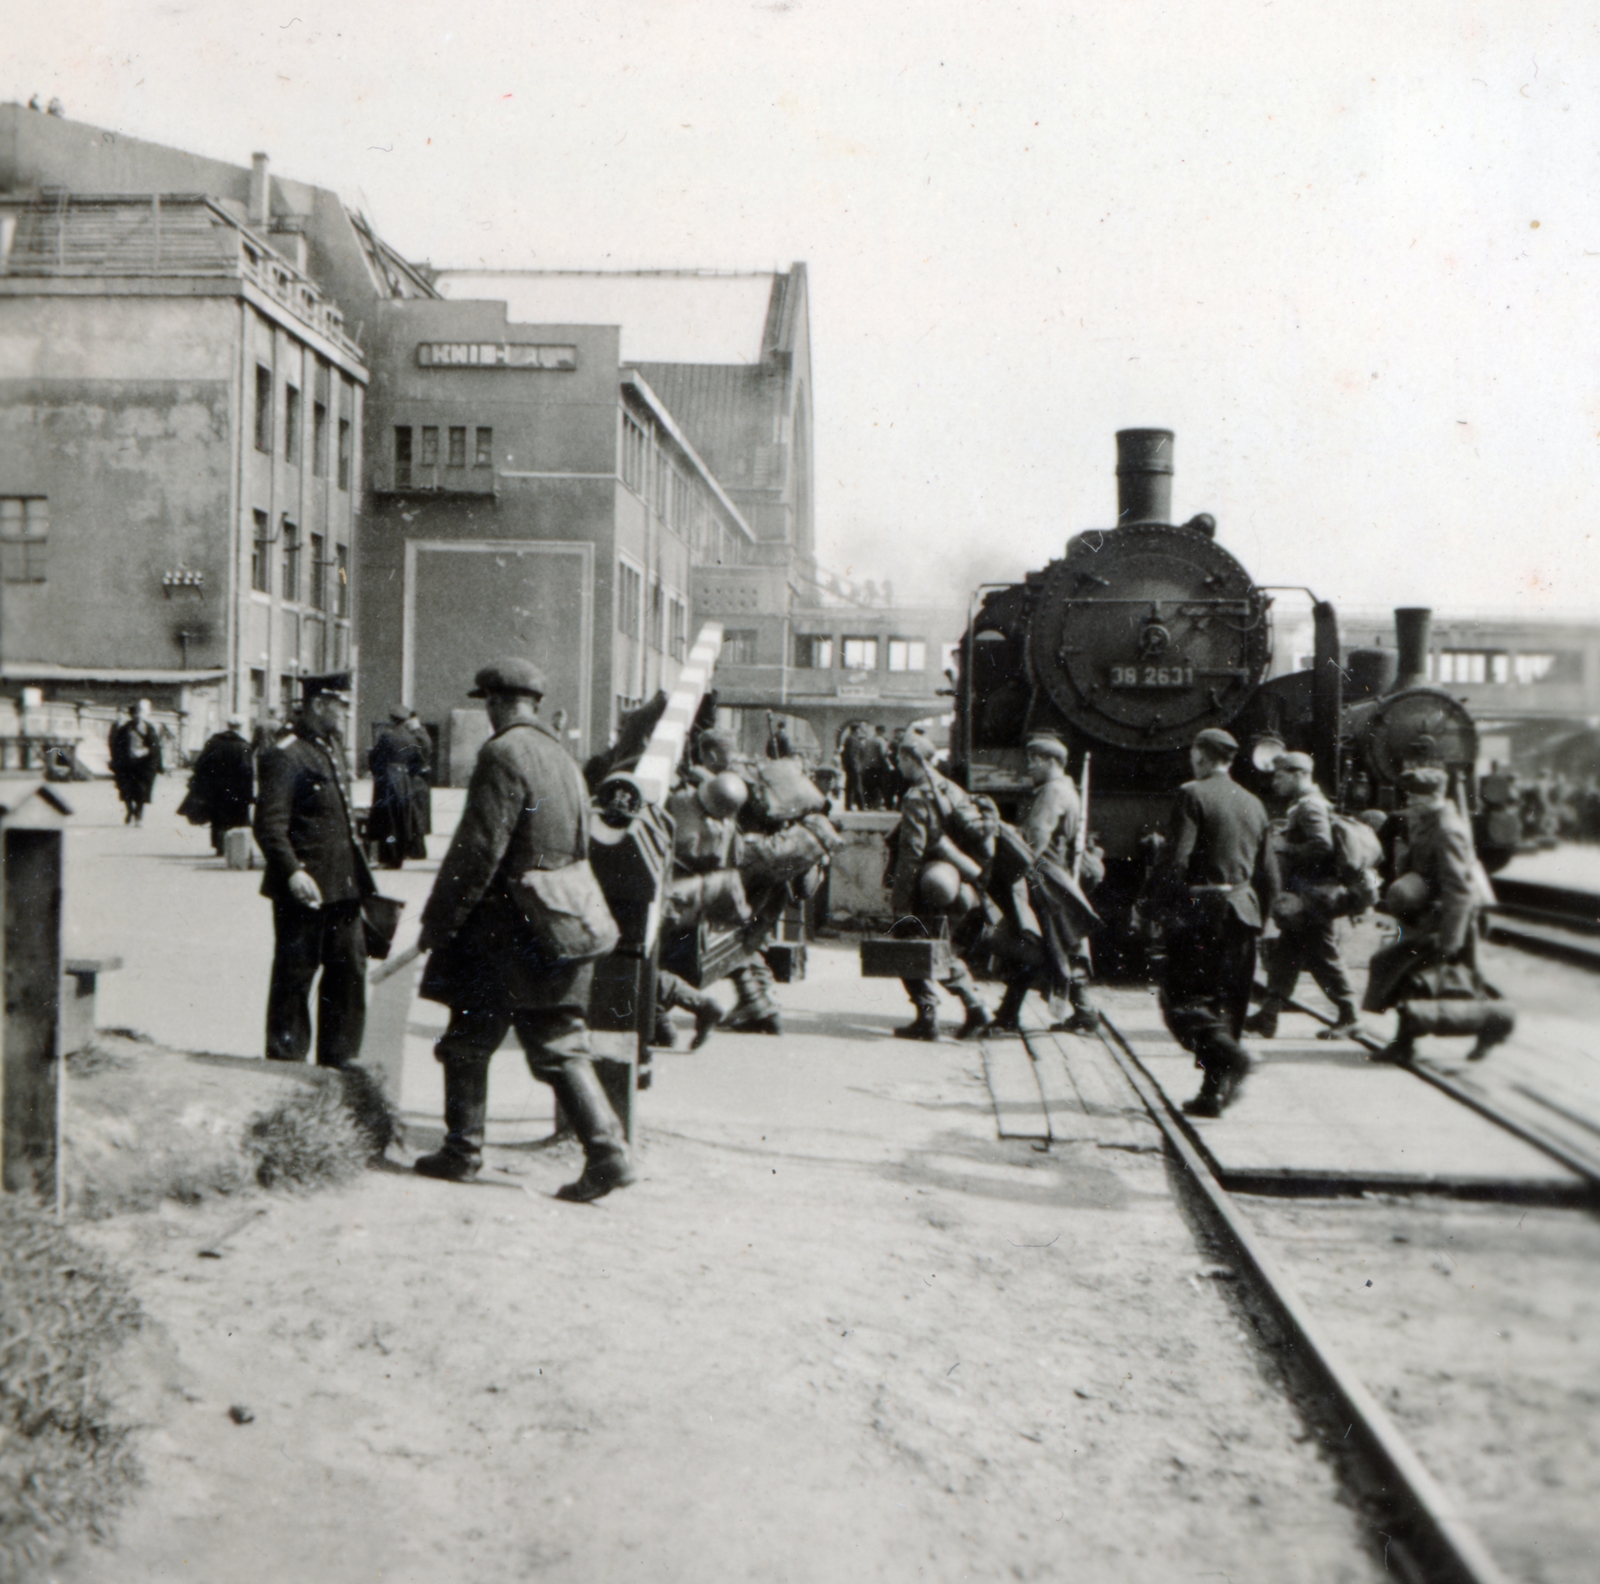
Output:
top-left (1328, 811), bottom-right (1382, 916)
top-left (933, 779), bottom-right (1001, 861)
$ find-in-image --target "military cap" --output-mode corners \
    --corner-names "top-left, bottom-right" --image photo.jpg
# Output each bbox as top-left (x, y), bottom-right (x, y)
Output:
top-left (898, 733), bottom-right (938, 765)
top-left (1399, 766), bottom-right (1449, 796)
top-left (226, 712), bottom-right (247, 729)
top-left (1193, 727), bottom-right (1239, 756)
top-left (1025, 734), bottom-right (1069, 762)
top-left (389, 705), bottom-right (411, 724)
top-left (301, 671), bottom-right (353, 703)
top-left (467, 657), bottom-right (547, 699)
top-left (1273, 750), bottom-right (1314, 773)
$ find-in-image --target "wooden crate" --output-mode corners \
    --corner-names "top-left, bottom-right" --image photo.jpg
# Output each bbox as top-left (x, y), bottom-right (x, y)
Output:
top-left (860, 937), bottom-right (953, 979)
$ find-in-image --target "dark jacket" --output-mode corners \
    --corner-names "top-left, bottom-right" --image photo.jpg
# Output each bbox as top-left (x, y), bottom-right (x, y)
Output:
top-left (109, 718), bottom-right (163, 796)
top-left (254, 726), bottom-right (374, 904)
top-left (419, 718), bottom-right (594, 1011)
top-left (187, 730), bottom-right (254, 826)
top-left (1394, 801), bottom-right (1478, 956)
top-left (1163, 772), bottom-right (1278, 929)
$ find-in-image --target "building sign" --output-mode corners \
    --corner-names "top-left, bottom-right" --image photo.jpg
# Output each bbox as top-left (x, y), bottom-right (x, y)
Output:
top-left (416, 343), bottom-right (577, 370)
top-left (837, 683), bottom-right (880, 700)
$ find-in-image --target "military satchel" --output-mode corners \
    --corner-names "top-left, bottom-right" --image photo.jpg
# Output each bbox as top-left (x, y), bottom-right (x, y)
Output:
top-left (507, 778), bottom-right (621, 964)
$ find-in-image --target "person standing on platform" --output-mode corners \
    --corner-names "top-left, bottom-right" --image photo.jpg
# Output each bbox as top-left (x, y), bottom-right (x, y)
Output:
top-left (840, 722), bottom-right (865, 811)
top-left (108, 699), bottom-right (163, 825)
top-left (1362, 766), bottom-right (1515, 1063)
top-left (1246, 751), bottom-right (1364, 1040)
top-left (991, 734), bottom-right (1101, 1035)
top-left (368, 707), bottom-right (429, 870)
top-left (254, 673), bottom-right (375, 1067)
top-left (1151, 728), bottom-right (1278, 1117)
top-left (858, 725), bottom-right (891, 810)
top-left (184, 713), bottom-right (254, 855)
top-left (889, 735), bottom-right (994, 1042)
top-left (412, 658), bottom-right (634, 1201)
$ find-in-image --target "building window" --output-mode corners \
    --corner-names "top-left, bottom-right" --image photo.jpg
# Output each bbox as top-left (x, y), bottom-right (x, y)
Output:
top-left (251, 509), bottom-right (270, 593)
top-left (668, 597), bottom-right (688, 662)
top-left (1510, 651), bottom-right (1580, 685)
top-left (420, 425), bottom-right (439, 468)
top-left (254, 365), bottom-right (273, 453)
top-left (647, 579), bottom-right (666, 653)
top-left (394, 426), bottom-right (412, 488)
top-left (334, 543), bottom-right (349, 618)
top-left (0, 497), bottom-right (48, 583)
top-left (722, 629), bottom-right (759, 666)
top-left (250, 668), bottom-right (266, 711)
top-left (281, 518), bottom-right (301, 603)
top-left (794, 634), bottom-right (834, 669)
top-left (310, 533), bottom-right (326, 611)
top-left (449, 426), bottom-right (467, 469)
top-left (1434, 650), bottom-right (1507, 686)
top-left (622, 413), bottom-right (648, 495)
top-left (842, 637), bottom-right (879, 671)
top-left (284, 384), bottom-right (301, 465)
top-left (617, 560), bottom-right (643, 640)
top-left (312, 401), bottom-right (328, 477)
top-left (337, 418), bottom-right (351, 491)
top-left (888, 638), bottom-right (927, 673)
top-left (475, 427), bottom-right (493, 467)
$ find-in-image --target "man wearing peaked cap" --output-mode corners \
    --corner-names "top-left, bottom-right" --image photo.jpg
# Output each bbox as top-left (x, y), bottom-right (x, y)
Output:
top-left (414, 657), bottom-right (635, 1201)
top-left (253, 670), bottom-right (375, 1066)
top-left (1148, 726), bottom-right (1279, 1117)
top-left (1246, 749), bottom-right (1363, 1042)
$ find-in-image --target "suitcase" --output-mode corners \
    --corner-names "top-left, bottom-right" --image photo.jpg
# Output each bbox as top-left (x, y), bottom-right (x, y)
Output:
top-left (860, 937), bottom-right (953, 979)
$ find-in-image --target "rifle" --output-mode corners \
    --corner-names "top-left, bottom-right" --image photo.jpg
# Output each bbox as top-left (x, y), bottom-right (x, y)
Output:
top-left (1073, 752), bottom-right (1091, 883)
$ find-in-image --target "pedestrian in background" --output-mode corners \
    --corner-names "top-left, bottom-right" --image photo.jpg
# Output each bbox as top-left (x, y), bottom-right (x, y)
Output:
top-left (413, 658), bottom-right (634, 1201)
top-left (368, 706), bottom-right (429, 870)
top-left (254, 673), bottom-right (375, 1067)
top-left (1150, 728), bottom-right (1278, 1117)
top-left (108, 698), bottom-right (163, 825)
top-left (181, 712), bottom-right (254, 855)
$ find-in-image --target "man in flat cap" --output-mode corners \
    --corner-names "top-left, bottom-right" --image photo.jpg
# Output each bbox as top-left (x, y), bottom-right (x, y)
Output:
top-left (1246, 751), bottom-right (1363, 1040)
top-left (254, 673), bottom-right (376, 1066)
top-left (1150, 727), bottom-right (1278, 1116)
top-left (1362, 766), bottom-right (1514, 1062)
top-left (414, 657), bottom-right (634, 1200)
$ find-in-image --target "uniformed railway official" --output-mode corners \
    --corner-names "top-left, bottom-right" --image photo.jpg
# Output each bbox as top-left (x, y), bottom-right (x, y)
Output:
top-left (1246, 751), bottom-right (1363, 1040)
top-left (413, 658), bottom-right (634, 1201)
top-left (254, 673), bottom-right (375, 1067)
top-left (1153, 727), bottom-right (1279, 1116)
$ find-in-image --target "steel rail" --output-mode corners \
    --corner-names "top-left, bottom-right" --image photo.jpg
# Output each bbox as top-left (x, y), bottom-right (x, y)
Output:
top-left (1095, 1013), bottom-right (1516, 1584)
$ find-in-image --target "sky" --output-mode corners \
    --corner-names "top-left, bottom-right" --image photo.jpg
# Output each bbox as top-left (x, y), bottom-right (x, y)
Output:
top-left (9, 0), bottom-right (1600, 615)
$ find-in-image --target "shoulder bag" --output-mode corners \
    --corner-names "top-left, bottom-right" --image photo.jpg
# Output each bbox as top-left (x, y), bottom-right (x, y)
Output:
top-left (511, 781), bottom-right (620, 965)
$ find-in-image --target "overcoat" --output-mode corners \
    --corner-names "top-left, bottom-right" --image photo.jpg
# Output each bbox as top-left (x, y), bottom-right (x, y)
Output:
top-left (185, 730), bottom-right (253, 827)
top-left (108, 718), bottom-right (163, 803)
top-left (419, 718), bottom-right (594, 1012)
top-left (254, 727), bottom-right (375, 905)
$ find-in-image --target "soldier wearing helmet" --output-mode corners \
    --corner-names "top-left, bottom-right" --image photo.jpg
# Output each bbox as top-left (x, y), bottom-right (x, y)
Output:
top-left (1362, 766), bottom-right (1514, 1063)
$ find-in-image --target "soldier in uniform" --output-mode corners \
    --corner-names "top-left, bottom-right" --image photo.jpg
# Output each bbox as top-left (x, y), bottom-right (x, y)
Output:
top-left (368, 706), bottom-right (429, 869)
top-left (254, 673), bottom-right (375, 1066)
top-left (1363, 766), bottom-right (1514, 1063)
top-left (890, 735), bottom-right (994, 1041)
top-left (413, 658), bottom-right (634, 1201)
top-left (1245, 751), bottom-right (1363, 1040)
top-left (1152, 727), bottom-right (1279, 1116)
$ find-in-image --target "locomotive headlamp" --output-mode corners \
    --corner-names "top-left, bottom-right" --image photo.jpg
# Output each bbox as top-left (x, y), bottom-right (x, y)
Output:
top-left (1250, 736), bottom-right (1286, 774)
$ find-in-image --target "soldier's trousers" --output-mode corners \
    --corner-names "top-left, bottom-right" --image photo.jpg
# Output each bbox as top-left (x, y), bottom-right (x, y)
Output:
top-left (266, 899), bottom-right (366, 1066)
top-left (432, 1004), bottom-right (592, 1078)
top-left (1261, 914), bottom-right (1355, 1012)
top-left (1157, 909), bottom-right (1257, 1074)
top-left (902, 957), bottom-right (985, 1017)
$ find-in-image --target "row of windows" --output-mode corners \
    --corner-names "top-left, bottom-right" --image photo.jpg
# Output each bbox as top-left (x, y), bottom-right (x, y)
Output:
top-left (250, 510), bottom-right (349, 615)
top-left (0, 496), bottom-right (48, 583)
top-left (393, 424), bottom-right (492, 486)
top-left (620, 410), bottom-right (746, 566)
top-left (1432, 649), bottom-right (1581, 686)
top-left (793, 635), bottom-right (948, 673)
top-left (253, 364), bottom-right (354, 488)
top-left (616, 559), bottom-right (688, 661)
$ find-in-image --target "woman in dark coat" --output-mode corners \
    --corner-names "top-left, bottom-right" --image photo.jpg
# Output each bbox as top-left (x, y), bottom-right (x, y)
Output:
top-left (368, 708), bottom-right (429, 869)
top-left (108, 699), bottom-right (163, 825)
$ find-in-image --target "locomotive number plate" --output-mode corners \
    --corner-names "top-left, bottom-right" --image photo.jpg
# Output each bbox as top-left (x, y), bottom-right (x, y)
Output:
top-left (1109, 665), bottom-right (1195, 689)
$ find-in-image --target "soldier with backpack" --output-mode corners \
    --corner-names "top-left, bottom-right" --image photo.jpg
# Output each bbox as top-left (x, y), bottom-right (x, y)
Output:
top-left (1246, 751), bottom-right (1367, 1041)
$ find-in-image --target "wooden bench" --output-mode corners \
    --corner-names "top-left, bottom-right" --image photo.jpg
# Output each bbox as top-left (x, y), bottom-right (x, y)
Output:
top-left (61, 955), bottom-right (123, 1057)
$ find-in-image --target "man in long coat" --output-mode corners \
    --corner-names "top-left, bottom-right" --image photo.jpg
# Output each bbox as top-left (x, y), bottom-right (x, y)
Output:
top-left (413, 657), bottom-right (634, 1201)
top-left (109, 699), bottom-right (163, 824)
top-left (368, 707), bottom-right (429, 869)
top-left (254, 674), bottom-right (375, 1066)
top-left (1152, 728), bottom-right (1279, 1116)
top-left (184, 713), bottom-right (254, 854)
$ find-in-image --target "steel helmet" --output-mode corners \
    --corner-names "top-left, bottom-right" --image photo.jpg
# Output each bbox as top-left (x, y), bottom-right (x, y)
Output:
top-left (697, 772), bottom-right (749, 820)
top-left (1384, 872), bottom-right (1429, 920)
top-left (918, 861), bottom-right (963, 909)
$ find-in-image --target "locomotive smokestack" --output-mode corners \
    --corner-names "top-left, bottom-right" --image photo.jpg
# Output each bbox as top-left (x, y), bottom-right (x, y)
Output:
top-left (1115, 429), bottom-right (1174, 526)
top-left (1393, 607), bottom-right (1433, 691)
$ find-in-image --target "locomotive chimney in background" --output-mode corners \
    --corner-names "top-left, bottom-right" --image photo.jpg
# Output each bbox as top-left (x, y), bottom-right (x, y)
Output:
top-left (1115, 429), bottom-right (1174, 526)
top-left (249, 153), bottom-right (271, 228)
top-left (1393, 607), bottom-right (1433, 691)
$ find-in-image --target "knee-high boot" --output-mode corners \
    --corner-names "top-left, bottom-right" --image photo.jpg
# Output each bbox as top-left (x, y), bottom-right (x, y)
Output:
top-left (550, 1058), bottom-right (637, 1202)
top-left (724, 961), bottom-right (782, 1035)
top-left (414, 1058), bottom-right (490, 1181)
top-left (658, 971), bottom-right (724, 1049)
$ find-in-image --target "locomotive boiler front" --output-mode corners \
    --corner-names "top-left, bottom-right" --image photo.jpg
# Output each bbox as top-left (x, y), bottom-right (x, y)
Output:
top-left (1025, 434), bottom-right (1272, 755)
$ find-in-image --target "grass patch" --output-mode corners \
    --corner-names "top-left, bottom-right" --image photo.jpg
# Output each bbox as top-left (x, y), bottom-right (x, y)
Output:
top-left (0, 1196), bottom-right (143, 1577)
top-left (245, 1065), bottom-right (398, 1191)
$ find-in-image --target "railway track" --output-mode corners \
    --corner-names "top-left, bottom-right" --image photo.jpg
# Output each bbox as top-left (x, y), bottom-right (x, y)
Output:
top-left (1081, 995), bottom-right (1599, 1584)
top-left (1486, 878), bottom-right (1600, 969)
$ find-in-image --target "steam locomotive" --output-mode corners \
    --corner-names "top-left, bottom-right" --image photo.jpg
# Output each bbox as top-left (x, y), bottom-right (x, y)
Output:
top-left (949, 429), bottom-right (1518, 951)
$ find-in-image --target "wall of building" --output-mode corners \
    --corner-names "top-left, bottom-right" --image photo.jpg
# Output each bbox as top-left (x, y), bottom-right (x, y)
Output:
top-left (0, 293), bottom-right (237, 675)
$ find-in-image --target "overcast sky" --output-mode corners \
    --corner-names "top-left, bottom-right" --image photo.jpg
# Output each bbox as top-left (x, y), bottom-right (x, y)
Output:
top-left (11, 1), bottom-right (1600, 615)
